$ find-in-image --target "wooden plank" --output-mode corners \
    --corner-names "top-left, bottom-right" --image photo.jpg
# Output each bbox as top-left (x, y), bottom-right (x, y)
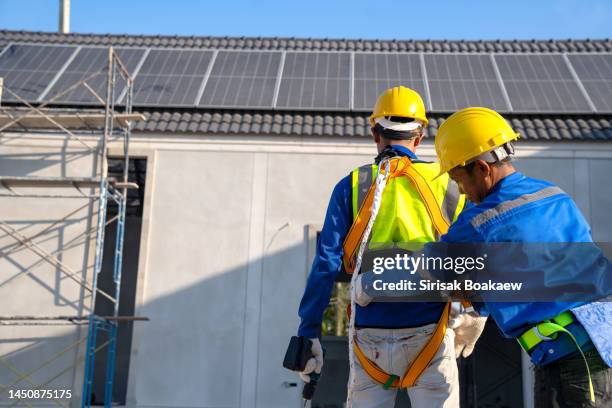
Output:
top-left (0, 113), bottom-right (146, 130)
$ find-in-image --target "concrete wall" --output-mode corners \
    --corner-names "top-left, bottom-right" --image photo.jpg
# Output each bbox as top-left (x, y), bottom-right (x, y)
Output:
top-left (0, 133), bottom-right (101, 406)
top-left (1, 131), bottom-right (612, 407)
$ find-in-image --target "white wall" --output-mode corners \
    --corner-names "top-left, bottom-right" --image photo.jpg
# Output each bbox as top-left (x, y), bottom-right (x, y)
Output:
top-left (114, 134), bottom-right (612, 408)
top-left (1, 131), bottom-right (611, 407)
top-left (0, 133), bottom-right (100, 407)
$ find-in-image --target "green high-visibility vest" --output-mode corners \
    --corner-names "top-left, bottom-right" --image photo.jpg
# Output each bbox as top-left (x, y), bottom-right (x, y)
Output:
top-left (350, 159), bottom-right (464, 247)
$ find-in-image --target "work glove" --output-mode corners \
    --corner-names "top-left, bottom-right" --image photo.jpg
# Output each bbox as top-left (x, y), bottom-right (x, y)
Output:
top-left (355, 273), bottom-right (373, 307)
top-left (449, 306), bottom-right (487, 358)
top-left (298, 338), bottom-right (323, 383)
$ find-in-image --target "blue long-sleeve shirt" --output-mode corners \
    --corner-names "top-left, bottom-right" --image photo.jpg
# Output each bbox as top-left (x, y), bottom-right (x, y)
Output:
top-left (435, 171), bottom-right (610, 366)
top-left (297, 146), bottom-right (444, 338)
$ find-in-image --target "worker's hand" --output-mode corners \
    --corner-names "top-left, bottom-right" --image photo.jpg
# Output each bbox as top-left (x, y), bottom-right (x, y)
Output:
top-left (298, 338), bottom-right (323, 383)
top-left (449, 312), bottom-right (487, 358)
top-left (355, 273), bottom-right (373, 307)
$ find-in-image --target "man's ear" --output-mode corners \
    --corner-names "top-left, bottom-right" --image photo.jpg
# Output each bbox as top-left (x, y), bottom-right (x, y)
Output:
top-left (413, 131), bottom-right (425, 148)
top-left (371, 127), bottom-right (381, 144)
top-left (474, 160), bottom-right (492, 178)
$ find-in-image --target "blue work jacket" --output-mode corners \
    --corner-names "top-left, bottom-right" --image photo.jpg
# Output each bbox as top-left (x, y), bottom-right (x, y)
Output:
top-left (439, 171), bottom-right (611, 366)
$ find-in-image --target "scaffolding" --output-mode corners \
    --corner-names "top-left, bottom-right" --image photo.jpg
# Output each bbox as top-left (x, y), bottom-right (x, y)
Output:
top-left (0, 47), bottom-right (148, 407)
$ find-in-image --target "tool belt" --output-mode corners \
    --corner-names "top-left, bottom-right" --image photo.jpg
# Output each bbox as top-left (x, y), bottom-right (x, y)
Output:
top-left (517, 310), bottom-right (595, 402)
top-left (352, 302), bottom-right (451, 389)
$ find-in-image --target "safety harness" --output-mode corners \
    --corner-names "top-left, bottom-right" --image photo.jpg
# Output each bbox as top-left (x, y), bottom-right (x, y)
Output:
top-left (342, 155), bottom-right (452, 390)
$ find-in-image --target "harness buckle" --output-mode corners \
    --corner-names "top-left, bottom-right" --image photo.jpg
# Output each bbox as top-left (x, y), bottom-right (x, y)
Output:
top-left (383, 374), bottom-right (400, 390)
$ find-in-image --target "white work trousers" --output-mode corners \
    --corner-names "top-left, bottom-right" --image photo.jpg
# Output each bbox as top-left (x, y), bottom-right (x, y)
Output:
top-left (348, 324), bottom-right (459, 408)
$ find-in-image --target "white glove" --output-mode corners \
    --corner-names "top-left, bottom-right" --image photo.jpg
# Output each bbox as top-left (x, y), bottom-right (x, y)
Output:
top-left (449, 311), bottom-right (487, 358)
top-left (298, 338), bottom-right (323, 383)
top-left (355, 273), bottom-right (373, 307)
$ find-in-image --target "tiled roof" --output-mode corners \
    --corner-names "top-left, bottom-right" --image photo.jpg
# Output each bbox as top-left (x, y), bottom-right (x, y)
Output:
top-left (134, 110), bottom-right (612, 140)
top-left (1, 107), bottom-right (610, 140)
top-left (1, 30), bottom-right (611, 53)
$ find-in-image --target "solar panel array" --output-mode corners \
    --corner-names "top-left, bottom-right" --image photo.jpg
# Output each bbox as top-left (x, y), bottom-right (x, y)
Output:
top-left (495, 54), bottom-right (592, 112)
top-left (425, 54), bottom-right (509, 111)
top-left (354, 53), bottom-right (426, 110)
top-left (0, 44), bottom-right (77, 102)
top-left (1, 43), bottom-right (611, 114)
top-left (276, 52), bottom-right (351, 109)
top-left (45, 47), bottom-right (146, 104)
top-left (199, 51), bottom-right (281, 108)
top-left (133, 49), bottom-right (214, 106)
top-left (567, 54), bottom-right (612, 112)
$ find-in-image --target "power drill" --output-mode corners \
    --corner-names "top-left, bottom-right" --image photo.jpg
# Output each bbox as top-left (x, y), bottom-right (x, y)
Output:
top-left (283, 336), bottom-right (324, 404)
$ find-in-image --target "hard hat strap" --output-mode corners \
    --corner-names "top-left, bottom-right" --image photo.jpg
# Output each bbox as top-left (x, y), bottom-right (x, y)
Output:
top-left (373, 123), bottom-right (421, 141)
top-left (467, 142), bottom-right (515, 166)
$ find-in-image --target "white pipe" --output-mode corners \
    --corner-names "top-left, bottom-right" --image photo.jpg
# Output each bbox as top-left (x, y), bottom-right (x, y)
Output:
top-left (521, 349), bottom-right (535, 408)
top-left (59, 0), bottom-right (70, 34)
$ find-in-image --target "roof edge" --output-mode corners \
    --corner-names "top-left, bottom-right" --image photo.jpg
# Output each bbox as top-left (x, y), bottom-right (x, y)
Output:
top-left (2, 29), bottom-right (611, 53)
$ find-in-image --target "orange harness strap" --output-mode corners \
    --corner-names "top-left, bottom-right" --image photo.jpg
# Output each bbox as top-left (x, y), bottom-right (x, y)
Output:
top-left (352, 302), bottom-right (451, 389)
top-left (342, 180), bottom-right (376, 273)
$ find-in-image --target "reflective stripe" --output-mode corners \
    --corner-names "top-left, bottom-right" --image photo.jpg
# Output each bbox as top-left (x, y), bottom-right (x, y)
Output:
top-left (357, 165), bottom-right (374, 219)
top-left (470, 186), bottom-right (565, 229)
top-left (352, 169), bottom-right (359, 219)
top-left (352, 164), bottom-right (375, 220)
top-left (441, 178), bottom-right (461, 224)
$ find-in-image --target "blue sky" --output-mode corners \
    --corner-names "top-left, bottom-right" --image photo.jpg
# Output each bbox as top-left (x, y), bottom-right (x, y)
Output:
top-left (0, 0), bottom-right (611, 40)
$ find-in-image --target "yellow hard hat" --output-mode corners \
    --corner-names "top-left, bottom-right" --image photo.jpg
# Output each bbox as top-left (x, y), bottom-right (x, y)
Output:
top-left (369, 86), bottom-right (428, 128)
top-left (435, 107), bottom-right (520, 176)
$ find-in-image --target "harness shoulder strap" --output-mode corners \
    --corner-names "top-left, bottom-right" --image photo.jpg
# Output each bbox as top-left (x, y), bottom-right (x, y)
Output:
top-left (396, 164), bottom-right (450, 236)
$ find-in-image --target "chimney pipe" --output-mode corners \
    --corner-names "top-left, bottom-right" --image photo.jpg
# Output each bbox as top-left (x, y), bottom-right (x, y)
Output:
top-left (59, 0), bottom-right (70, 34)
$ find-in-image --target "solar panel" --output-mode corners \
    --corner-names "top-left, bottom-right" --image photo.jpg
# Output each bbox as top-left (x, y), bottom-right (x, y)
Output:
top-left (198, 51), bottom-right (281, 108)
top-left (133, 49), bottom-right (214, 106)
top-left (0, 44), bottom-right (77, 102)
top-left (276, 52), bottom-right (351, 109)
top-left (567, 54), bottom-right (612, 112)
top-left (44, 47), bottom-right (146, 104)
top-left (494, 54), bottom-right (592, 113)
top-left (353, 53), bottom-right (427, 111)
top-left (425, 54), bottom-right (509, 112)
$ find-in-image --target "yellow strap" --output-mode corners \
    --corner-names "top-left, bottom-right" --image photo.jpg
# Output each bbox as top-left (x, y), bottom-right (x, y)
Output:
top-left (342, 157), bottom-right (450, 274)
top-left (351, 167), bottom-right (359, 219)
top-left (536, 322), bottom-right (595, 403)
top-left (353, 302), bottom-right (451, 389)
